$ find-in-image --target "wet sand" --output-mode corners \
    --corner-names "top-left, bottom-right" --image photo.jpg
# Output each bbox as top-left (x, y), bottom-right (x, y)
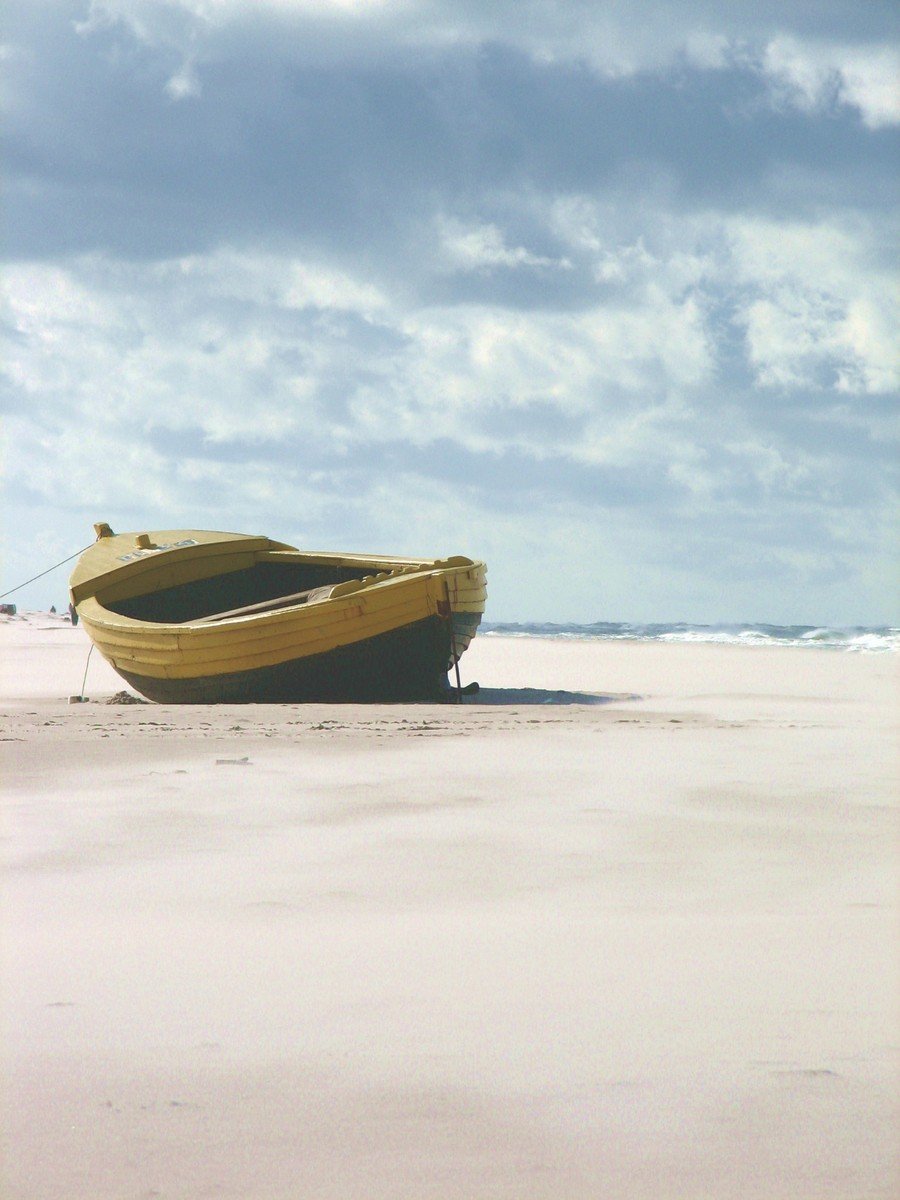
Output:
top-left (2, 614), bottom-right (897, 1198)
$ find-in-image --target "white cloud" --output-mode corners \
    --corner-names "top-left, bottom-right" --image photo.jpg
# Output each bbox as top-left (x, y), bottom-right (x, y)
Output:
top-left (548, 199), bottom-right (716, 294)
top-left (2, 240), bottom-right (712, 473)
top-left (836, 46), bottom-right (900, 128)
top-left (438, 218), bottom-right (571, 273)
top-left (6, 206), bottom-right (891, 513)
top-left (683, 30), bottom-right (732, 70)
top-left (76, 0), bottom-right (202, 46)
top-left (836, 298), bottom-right (898, 394)
top-left (762, 37), bottom-right (900, 128)
top-left (168, 249), bottom-right (388, 314)
top-left (165, 59), bottom-right (202, 98)
top-left (727, 218), bottom-right (899, 395)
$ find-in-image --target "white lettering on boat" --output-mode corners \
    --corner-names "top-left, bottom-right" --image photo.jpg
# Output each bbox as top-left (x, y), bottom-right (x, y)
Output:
top-left (117, 538), bottom-right (199, 563)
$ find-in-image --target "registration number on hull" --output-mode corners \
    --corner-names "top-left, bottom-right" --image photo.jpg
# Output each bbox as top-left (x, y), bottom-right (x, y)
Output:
top-left (117, 538), bottom-right (198, 564)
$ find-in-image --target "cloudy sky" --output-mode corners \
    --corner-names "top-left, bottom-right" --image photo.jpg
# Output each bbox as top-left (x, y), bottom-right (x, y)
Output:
top-left (3, 0), bottom-right (897, 623)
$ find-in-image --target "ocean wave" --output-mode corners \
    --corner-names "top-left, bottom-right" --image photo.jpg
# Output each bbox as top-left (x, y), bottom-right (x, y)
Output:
top-left (481, 622), bottom-right (900, 652)
top-left (6, 609), bottom-right (896, 652)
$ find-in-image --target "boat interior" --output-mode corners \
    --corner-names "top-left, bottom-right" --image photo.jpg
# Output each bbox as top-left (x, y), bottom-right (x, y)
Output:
top-left (107, 560), bottom-right (367, 625)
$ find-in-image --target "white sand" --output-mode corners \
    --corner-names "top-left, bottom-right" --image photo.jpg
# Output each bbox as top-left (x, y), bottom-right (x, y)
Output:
top-left (2, 614), bottom-right (898, 1198)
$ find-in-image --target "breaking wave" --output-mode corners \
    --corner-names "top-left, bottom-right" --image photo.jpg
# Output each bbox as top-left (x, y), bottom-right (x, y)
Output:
top-left (481, 622), bottom-right (899, 652)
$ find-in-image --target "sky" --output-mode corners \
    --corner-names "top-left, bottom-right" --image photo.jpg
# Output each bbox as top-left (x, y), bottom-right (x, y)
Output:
top-left (2, 0), bottom-right (898, 624)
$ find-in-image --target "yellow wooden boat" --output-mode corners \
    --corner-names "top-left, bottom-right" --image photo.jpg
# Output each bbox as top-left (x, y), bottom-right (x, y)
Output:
top-left (69, 524), bottom-right (486, 703)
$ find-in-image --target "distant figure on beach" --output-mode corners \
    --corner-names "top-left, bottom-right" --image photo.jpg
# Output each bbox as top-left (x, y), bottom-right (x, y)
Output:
top-left (68, 602), bottom-right (78, 626)
top-left (50, 605), bottom-right (56, 613)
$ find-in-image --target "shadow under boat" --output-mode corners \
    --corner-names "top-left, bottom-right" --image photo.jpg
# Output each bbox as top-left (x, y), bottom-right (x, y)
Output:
top-left (462, 686), bottom-right (642, 706)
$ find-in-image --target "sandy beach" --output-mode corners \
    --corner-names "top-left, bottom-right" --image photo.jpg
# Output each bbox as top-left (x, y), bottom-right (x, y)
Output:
top-left (2, 614), bottom-right (897, 1199)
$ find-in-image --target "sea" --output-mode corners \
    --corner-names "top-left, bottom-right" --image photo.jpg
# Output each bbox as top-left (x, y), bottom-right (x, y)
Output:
top-left (480, 622), bottom-right (899, 652)
top-left (4, 610), bottom-right (896, 653)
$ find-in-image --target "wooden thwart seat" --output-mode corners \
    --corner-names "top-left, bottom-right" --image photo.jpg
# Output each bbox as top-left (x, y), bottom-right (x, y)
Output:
top-left (191, 587), bottom-right (325, 624)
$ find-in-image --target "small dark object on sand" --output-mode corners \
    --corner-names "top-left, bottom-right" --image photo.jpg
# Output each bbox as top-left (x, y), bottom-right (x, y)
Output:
top-left (106, 690), bottom-right (147, 705)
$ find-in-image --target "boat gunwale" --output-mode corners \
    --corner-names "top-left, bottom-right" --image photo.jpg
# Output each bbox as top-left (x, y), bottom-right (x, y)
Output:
top-left (77, 561), bottom-right (487, 648)
top-left (71, 529), bottom-right (478, 601)
top-left (78, 560), bottom-right (484, 635)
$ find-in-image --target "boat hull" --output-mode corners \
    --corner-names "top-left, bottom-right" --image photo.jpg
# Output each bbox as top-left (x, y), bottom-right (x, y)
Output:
top-left (114, 612), bottom-right (479, 704)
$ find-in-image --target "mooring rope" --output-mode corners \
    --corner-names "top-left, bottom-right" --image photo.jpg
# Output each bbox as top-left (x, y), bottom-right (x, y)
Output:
top-left (0, 544), bottom-right (93, 601)
top-left (79, 643), bottom-right (95, 702)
